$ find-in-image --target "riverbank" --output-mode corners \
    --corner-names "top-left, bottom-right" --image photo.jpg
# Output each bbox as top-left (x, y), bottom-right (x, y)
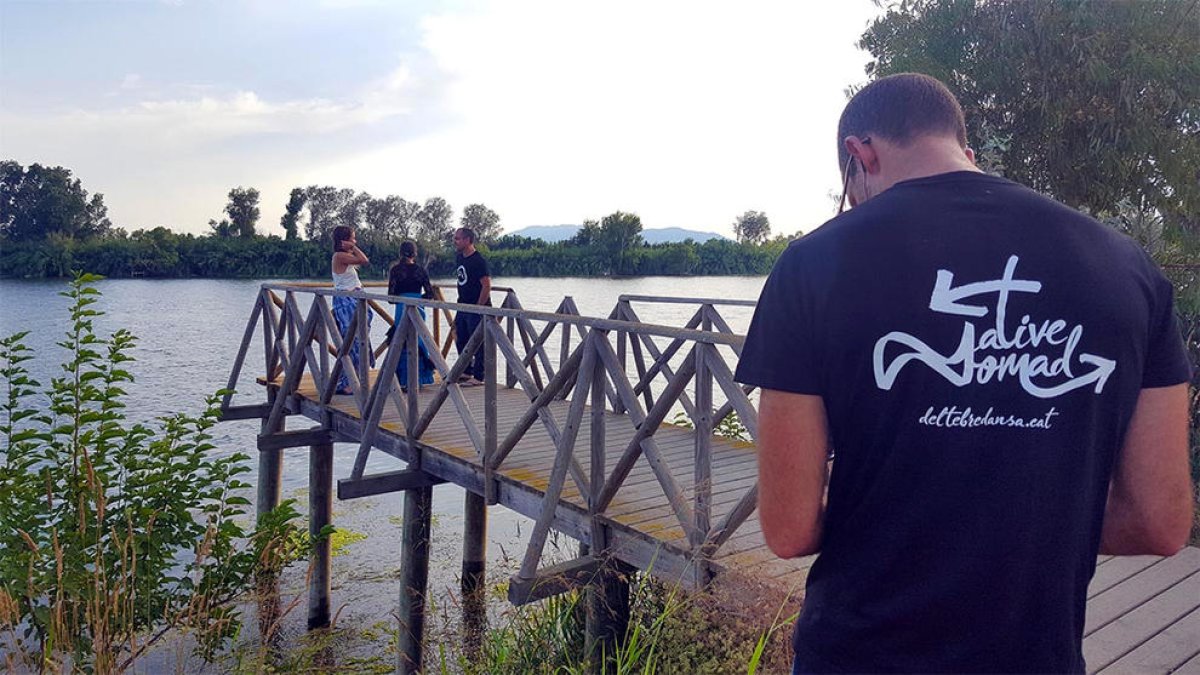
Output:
top-left (0, 232), bottom-right (789, 280)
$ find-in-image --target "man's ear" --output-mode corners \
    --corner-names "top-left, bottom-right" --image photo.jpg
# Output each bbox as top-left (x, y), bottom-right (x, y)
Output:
top-left (964, 146), bottom-right (977, 165)
top-left (843, 135), bottom-right (879, 174)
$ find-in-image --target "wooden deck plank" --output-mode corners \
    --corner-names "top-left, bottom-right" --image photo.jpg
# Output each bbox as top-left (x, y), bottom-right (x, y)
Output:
top-left (1085, 571), bottom-right (1200, 673)
top-left (1176, 650), bottom-right (1200, 674)
top-left (1088, 556), bottom-right (1163, 598)
top-left (1085, 549), bottom-right (1200, 635)
top-left (1096, 604), bottom-right (1200, 675)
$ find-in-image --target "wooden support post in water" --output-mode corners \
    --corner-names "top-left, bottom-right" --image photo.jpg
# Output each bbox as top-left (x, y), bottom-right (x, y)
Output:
top-left (308, 440), bottom-right (333, 630)
top-left (461, 491), bottom-right (488, 654)
top-left (256, 390), bottom-right (284, 521)
top-left (587, 559), bottom-right (633, 672)
top-left (256, 389), bottom-right (285, 656)
top-left (398, 485), bottom-right (433, 675)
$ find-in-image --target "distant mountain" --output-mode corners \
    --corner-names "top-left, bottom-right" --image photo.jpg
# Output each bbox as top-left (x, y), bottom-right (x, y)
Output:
top-left (506, 225), bottom-right (730, 244)
top-left (641, 227), bottom-right (729, 244)
top-left (504, 225), bottom-right (581, 242)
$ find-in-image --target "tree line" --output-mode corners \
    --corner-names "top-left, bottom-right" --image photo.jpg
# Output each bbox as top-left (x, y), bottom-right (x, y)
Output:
top-left (0, 160), bottom-right (789, 279)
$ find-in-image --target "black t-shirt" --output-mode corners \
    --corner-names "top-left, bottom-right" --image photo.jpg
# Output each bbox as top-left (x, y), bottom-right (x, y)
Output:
top-left (735, 171), bottom-right (1191, 673)
top-left (456, 251), bottom-right (490, 305)
top-left (388, 261), bottom-right (434, 298)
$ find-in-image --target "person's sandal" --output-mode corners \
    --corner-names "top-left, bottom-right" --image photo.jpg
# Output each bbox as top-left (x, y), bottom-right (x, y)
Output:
top-left (335, 387), bottom-right (354, 396)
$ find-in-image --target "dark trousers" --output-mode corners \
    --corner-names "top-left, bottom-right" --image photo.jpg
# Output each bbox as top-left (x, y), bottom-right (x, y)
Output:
top-left (454, 310), bottom-right (485, 381)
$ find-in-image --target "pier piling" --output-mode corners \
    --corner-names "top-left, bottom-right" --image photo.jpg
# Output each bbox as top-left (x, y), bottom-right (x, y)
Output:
top-left (398, 485), bottom-right (433, 674)
top-left (308, 440), bottom-right (334, 630)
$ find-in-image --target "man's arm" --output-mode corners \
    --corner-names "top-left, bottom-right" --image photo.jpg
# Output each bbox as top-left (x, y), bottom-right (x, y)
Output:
top-left (478, 275), bottom-right (492, 306)
top-left (758, 388), bottom-right (830, 558)
top-left (1101, 383), bottom-right (1194, 556)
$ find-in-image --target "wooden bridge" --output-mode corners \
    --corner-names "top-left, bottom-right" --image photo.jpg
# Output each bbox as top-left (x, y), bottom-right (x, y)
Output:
top-left (218, 283), bottom-right (1200, 674)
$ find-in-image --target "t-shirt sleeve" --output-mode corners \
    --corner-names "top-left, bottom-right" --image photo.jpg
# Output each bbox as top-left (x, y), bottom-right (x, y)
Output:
top-left (734, 246), bottom-right (823, 395)
top-left (478, 255), bottom-right (490, 279)
top-left (1142, 269), bottom-right (1193, 388)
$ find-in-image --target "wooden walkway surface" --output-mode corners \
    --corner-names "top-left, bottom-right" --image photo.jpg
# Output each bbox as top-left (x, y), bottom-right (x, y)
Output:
top-left (280, 371), bottom-right (1200, 674)
top-left (282, 372), bottom-right (813, 588)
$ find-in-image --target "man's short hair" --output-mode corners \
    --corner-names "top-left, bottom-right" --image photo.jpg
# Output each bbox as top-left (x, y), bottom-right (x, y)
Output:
top-left (456, 227), bottom-right (476, 243)
top-left (837, 73), bottom-right (968, 173)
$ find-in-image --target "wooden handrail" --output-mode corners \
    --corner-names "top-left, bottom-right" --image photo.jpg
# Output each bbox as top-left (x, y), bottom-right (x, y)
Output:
top-left (259, 283), bottom-right (746, 347)
top-left (618, 293), bottom-right (757, 307)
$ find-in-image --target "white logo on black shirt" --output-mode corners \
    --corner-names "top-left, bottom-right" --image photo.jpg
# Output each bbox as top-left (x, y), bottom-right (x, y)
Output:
top-left (873, 255), bottom-right (1116, 399)
top-left (457, 265), bottom-right (467, 286)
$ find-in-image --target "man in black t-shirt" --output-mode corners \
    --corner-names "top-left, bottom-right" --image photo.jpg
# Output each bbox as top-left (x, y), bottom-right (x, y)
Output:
top-left (453, 227), bottom-right (491, 385)
top-left (735, 73), bottom-right (1194, 673)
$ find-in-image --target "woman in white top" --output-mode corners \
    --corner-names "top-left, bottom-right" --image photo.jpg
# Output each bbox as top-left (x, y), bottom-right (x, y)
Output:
top-left (331, 225), bottom-right (370, 395)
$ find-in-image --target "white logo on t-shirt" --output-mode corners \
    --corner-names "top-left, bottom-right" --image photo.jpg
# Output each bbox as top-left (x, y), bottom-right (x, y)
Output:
top-left (457, 265), bottom-right (467, 286)
top-left (873, 255), bottom-right (1116, 399)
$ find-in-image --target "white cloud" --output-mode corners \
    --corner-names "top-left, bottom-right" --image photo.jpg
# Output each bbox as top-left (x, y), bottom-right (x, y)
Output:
top-left (308, 0), bottom-right (879, 236)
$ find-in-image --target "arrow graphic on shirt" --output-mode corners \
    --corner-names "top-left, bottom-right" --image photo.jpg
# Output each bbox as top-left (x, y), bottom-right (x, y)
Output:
top-left (928, 255), bottom-right (1042, 317)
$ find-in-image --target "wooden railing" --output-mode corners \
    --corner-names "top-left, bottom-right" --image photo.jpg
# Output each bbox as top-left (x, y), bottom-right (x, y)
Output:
top-left (221, 285), bottom-right (762, 589)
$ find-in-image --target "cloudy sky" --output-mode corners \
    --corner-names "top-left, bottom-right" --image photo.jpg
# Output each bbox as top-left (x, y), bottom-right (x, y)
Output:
top-left (0, 0), bottom-right (880, 239)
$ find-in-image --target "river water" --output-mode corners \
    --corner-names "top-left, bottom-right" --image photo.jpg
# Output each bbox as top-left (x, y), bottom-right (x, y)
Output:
top-left (0, 275), bottom-right (767, 668)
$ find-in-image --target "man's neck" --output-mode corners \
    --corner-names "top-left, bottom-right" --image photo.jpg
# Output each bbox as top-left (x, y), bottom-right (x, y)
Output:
top-left (872, 136), bottom-right (981, 196)
top-left (461, 245), bottom-right (477, 257)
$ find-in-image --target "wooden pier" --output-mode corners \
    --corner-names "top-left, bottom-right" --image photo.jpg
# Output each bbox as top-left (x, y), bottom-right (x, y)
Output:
top-left (219, 283), bottom-right (1200, 674)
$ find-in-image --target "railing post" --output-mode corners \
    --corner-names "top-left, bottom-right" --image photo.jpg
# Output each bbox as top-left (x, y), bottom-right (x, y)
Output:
top-left (505, 296), bottom-right (518, 389)
top-left (560, 298), bottom-right (572, 372)
top-left (357, 297), bottom-right (370, 406)
top-left (262, 290), bottom-right (277, 381)
top-left (433, 288), bottom-right (443, 352)
top-left (692, 342), bottom-right (713, 587)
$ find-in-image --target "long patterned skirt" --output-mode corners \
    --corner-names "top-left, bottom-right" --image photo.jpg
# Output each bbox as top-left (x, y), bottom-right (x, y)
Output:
top-left (332, 294), bottom-right (373, 392)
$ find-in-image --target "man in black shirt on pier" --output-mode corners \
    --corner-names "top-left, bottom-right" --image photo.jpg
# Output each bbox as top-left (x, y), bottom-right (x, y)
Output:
top-left (453, 227), bottom-right (491, 386)
top-left (735, 73), bottom-right (1194, 673)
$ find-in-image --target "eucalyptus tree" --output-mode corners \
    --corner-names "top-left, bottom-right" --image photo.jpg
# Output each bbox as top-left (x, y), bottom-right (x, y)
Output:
top-left (460, 203), bottom-right (502, 244)
top-left (733, 210), bottom-right (771, 245)
top-left (224, 187), bottom-right (260, 238)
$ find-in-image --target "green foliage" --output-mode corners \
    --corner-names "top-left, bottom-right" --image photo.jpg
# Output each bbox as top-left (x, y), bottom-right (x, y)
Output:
top-left (472, 592), bottom-right (588, 673)
top-left (417, 197), bottom-right (455, 254)
top-left (225, 187), bottom-right (261, 239)
top-left (280, 188), bottom-right (306, 241)
top-left (0, 274), bottom-right (306, 671)
top-left (0, 160), bottom-right (112, 242)
top-left (861, 0), bottom-right (1200, 227)
top-left (459, 574), bottom-right (794, 674)
top-left (461, 203), bottom-right (502, 244)
top-left (733, 211), bottom-right (771, 245)
top-left (599, 211), bottom-right (645, 275)
top-left (672, 410), bottom-right (751, 443)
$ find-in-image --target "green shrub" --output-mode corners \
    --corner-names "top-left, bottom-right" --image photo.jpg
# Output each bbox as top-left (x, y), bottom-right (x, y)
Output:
top-left (0, 273), bottom-right (305, 672)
